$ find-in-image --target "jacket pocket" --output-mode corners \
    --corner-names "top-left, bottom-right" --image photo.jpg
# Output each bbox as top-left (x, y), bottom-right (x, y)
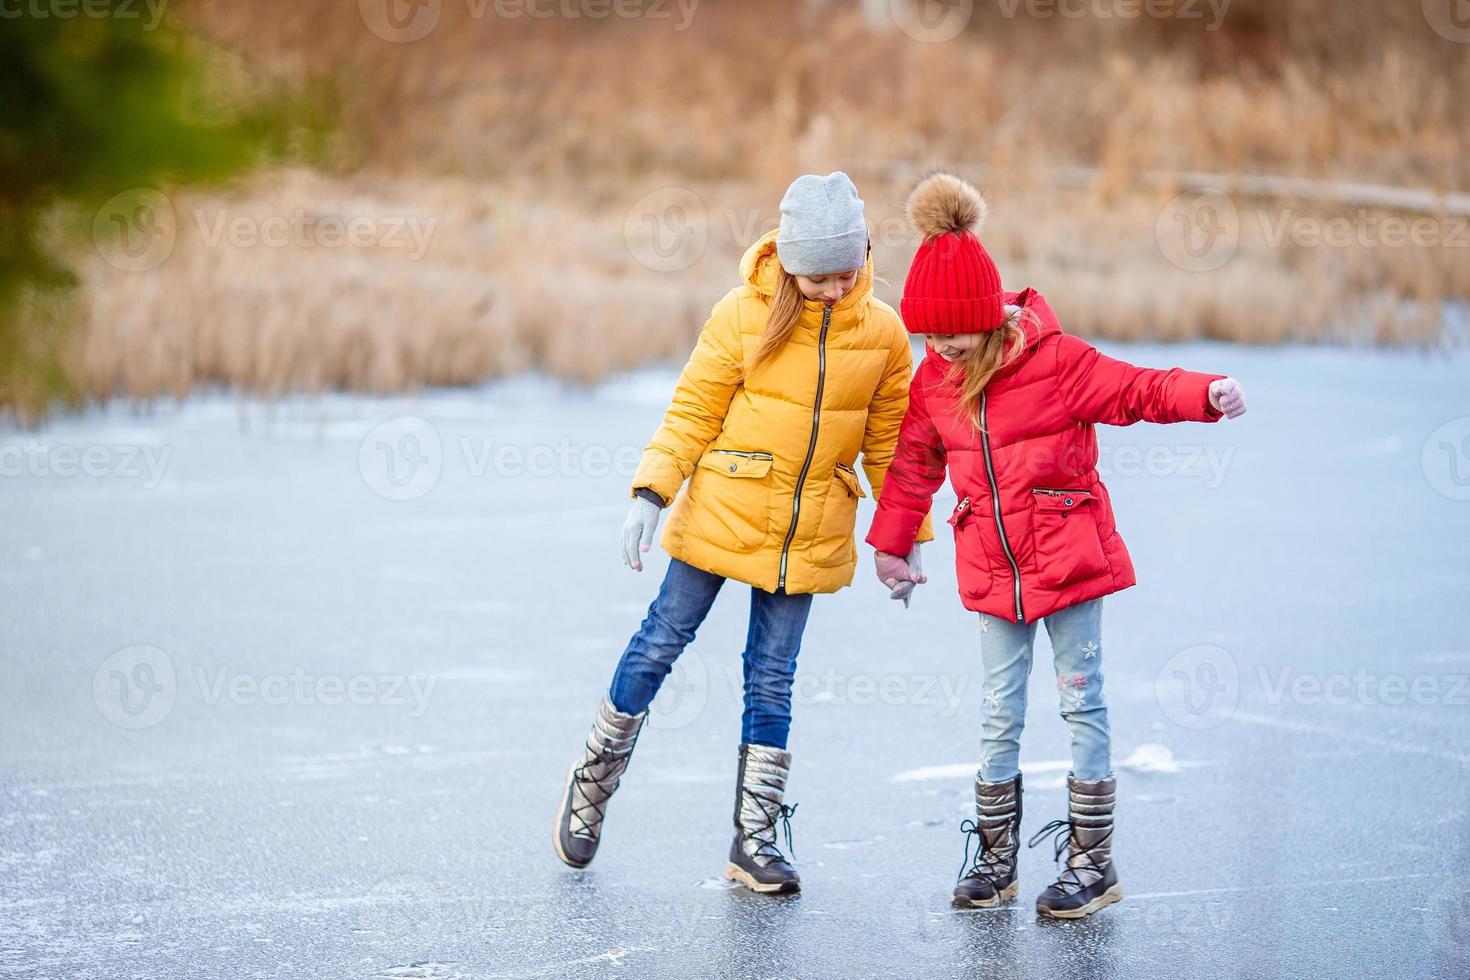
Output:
top-left (812, 462), bottom-right (865, 567)
top-left (949, 495), bottom-right (994, 598)
top-left (1029, 488), bottom-right (1108, 590)
top-left (687, 450), bottom-right (775, 553)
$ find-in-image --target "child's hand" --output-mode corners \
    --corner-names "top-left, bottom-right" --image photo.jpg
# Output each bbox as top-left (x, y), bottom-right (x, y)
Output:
top-left (620, 496), bottom-right (662, 571)
top-left (1208, 378), bottom-right (1247, 419)
top-left (875, 545), bottom-right (927, 607)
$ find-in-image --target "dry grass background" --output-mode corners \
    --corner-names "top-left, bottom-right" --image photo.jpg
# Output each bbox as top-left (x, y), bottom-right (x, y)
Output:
top-left (60, 0), bottom-right (1470, 404)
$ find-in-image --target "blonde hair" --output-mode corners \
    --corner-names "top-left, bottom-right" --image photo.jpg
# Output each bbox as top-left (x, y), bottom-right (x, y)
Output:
top-left (942, 305), bottom-right (1032, 428)
top-left (750, 247), bottom-right (871, 371)
top-left (750, 266), bottom-right (805, 370)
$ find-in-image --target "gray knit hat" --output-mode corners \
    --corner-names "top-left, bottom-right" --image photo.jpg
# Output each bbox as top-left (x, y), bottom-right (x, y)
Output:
top-left (775, 171), bottom-right (868, 277)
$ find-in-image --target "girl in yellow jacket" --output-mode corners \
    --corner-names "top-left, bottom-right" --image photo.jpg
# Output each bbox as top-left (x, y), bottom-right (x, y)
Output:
top-left (554, 172), bottom-right (932, 894)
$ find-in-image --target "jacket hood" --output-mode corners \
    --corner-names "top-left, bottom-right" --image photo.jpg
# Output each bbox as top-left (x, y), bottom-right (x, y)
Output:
top-left (740, 228), bottom-right (874, 315)
top-left (922, 287), bottom-right (1060, 369)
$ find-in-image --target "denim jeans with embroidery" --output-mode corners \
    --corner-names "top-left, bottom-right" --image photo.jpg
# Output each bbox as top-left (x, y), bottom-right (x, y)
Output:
top-left (977, 597), bottom-right (1111, 782)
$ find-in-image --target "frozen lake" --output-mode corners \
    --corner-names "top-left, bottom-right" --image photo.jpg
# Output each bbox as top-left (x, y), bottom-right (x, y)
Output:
top-left (3, 339), bottom-right (1469, 978)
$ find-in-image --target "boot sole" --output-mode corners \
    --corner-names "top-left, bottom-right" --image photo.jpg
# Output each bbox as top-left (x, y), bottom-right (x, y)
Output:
top-left (953, 879), bottom-right (1020, 908)
top-left (724, 862), bottom-right (800, 895)
top-left (551, 764), bottom-right (592, 869)
top-left (1037, 883), bottom-right (1124, 919)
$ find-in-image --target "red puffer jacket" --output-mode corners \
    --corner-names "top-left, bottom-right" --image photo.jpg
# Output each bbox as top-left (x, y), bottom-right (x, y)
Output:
top-left (866, 289), bottom-right (1225, 623)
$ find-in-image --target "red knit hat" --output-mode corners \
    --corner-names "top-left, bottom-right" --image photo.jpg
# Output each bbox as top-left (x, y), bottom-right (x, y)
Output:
top-left (900, 173), bottom-right (1005, 335)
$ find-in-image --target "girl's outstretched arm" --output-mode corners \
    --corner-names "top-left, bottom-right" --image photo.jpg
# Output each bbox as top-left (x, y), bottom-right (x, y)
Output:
top-left (866, 371), bottom-right (947, 558)
top-left (631, 292), bottom-right (744, 506)
top-left (861, 332), bottom-right (935, 545)
top-left (1053, 334), bottom-right (1229, 426)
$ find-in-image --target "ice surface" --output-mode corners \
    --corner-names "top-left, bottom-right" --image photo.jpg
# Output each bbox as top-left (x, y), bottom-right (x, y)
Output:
top-left (3, 339), bottom-right (1469, 977)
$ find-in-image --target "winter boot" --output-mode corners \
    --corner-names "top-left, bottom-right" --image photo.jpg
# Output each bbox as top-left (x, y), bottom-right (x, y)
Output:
top-left (1027, 773), bottom-right (1123, 918)
top-left (553, 695), bottom-right (647, 868)
top-left (724, 744), bottom-right (801, 894)
top-left (953, 772), bottom-right (1022, 907)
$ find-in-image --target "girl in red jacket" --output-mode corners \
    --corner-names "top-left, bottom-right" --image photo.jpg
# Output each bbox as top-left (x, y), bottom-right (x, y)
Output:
top-left (866, 173), bottom-right (1247, 919)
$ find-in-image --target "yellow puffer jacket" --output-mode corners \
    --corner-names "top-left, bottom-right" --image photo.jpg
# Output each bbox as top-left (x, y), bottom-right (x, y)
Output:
top-left (632, 229), bottom-right (934, 595)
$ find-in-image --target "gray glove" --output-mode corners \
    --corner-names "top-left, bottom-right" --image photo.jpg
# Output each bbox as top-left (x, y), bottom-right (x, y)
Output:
top-left (621, 496), bottom-right (662, 571)
top-left (889, 543), bottom-right (926, 608)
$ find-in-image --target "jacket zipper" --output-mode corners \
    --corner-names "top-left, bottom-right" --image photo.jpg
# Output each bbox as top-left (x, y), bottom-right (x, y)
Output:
top-left (778, 304), bottom-right (831, 590)
top-left (980, 391), bottom-right (1025, 622)
top-left (710, 450), bottom-right (774, 461)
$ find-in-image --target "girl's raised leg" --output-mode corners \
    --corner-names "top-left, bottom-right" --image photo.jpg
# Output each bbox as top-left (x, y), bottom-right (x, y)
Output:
top-left (608, 558), bottom-right (726, 714)
top-left (554, 558), bottom-right (725, 868)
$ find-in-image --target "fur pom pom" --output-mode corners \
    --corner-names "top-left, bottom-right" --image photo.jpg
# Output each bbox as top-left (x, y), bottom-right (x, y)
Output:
top-left (905, 172), bottom-right (988, 240)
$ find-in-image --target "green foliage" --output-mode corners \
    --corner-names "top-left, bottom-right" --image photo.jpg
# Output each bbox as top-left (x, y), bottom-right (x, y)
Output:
top-left (0, 1), bottom-right (328, 418)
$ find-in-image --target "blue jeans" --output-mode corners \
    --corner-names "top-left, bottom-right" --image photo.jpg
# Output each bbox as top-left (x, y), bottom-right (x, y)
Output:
top-left (978, 598), bottom-right (1112, 782)
top-left (608, 558), bottom-right (814, 750)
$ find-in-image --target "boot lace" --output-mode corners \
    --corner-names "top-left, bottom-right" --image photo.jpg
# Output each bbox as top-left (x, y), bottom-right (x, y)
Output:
top-left (1027, 818), bottom-right (1109, 891)
top-left (957, 818), bottom-right (1011, 885)
top-left (568, 746), bottom-right (622, 839)
top-left (741, 793), bottom-right (799, 864)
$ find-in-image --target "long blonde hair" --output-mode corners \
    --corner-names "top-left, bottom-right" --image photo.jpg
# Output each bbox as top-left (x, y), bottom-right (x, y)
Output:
top-left (942, 305), bottom-right (1031, 428)
top-left (750, 266), bottom-right (806, 370)
top-left (750, 247), bottom-right (875, 370)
